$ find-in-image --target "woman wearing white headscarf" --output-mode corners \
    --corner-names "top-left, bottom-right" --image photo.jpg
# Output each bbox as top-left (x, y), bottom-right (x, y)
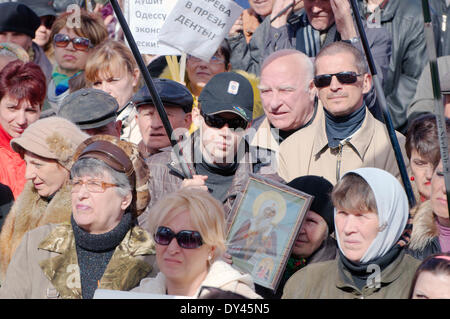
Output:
top-left (282, 167), bottom-right (421, 299)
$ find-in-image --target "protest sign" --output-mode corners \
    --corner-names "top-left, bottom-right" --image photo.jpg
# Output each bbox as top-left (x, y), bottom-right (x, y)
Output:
top-left (127, 0), bottom-right (180, 55)
top-left (158, 0), bottom-right (243, 61)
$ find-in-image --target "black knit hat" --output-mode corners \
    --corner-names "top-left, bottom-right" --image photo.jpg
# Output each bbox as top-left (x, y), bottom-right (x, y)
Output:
top-left (287, 175), bottom-right (335, 234)
top-left (0, 3), bottom-right (40, 39)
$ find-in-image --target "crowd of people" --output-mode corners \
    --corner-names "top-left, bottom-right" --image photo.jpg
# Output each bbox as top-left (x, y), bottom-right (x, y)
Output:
top-left (0, 0), bottom-right (449, 300)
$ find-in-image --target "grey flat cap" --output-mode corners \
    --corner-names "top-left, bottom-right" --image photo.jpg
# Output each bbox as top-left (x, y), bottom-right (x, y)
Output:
top-left (58, 88), bottom-right (119, 129)
top-left (132, 78), bottom-right (193, 113)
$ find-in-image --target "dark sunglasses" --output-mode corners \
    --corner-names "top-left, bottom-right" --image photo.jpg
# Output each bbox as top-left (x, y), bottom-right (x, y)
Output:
top-left (53, 33), bottom-right (93, 52)
top-left (201, 111), bottom-right (248, 130)
top-left (155, 226), bottom-right (203, 249)
top-left (313, 71), bottom-right (363, 88)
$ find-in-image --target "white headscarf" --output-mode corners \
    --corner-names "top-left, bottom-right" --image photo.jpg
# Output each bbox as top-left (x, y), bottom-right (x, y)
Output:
top-left (334, 167), bottom-right (409, 264)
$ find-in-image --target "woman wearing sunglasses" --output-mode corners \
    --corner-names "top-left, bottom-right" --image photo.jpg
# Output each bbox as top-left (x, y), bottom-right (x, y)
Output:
top-left (46, 8), bottom-right (108, 113)
top-left (0, 135), bottom-right (157, 298)
top-left (131, 188), bottom-right (261, 298)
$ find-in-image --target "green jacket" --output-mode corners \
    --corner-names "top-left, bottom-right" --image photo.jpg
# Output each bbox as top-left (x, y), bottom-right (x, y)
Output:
top-left (282, 250), bottom-right (421, 299)
top-left (0, 222), bottom-right (157, 299)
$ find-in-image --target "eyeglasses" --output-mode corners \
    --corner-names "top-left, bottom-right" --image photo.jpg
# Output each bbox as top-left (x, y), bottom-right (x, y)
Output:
top-left (187, 54), bottom-right (225, 65)
top-left (201, 111), bottom-right (248, 130)
top-left (53, 33), bottom-right (93, 52)
top-left (70, 179), bottom-right (118, 193)
top-left (154, 226), bottom-right (203, 249)
top-left (313, 71), bottom-right (363, 88)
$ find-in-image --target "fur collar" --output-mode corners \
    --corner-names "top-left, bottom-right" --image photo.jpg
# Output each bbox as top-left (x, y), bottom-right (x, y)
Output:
top-left (0, 181), bottom-right (72, 279)
top-left (409, 200), bottom-right (439, 251)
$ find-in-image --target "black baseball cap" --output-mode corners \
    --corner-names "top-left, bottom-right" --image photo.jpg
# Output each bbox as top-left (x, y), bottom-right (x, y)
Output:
top-left (58, 88), bottom-right (119, 129)
top-left (198, 72), bottom-right (253, 122)
top-left (132, 78), bottom-right (193, 113)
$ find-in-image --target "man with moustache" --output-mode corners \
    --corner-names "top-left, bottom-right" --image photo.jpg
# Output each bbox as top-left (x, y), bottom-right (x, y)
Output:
top-left (133, 78), bottom-right (193, 158)
top-left (278, 41), bottom-right (407, 185)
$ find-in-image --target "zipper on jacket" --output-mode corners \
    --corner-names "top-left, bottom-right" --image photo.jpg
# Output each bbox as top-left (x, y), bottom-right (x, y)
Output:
top-left (336, 143), bottom-right (344, 182)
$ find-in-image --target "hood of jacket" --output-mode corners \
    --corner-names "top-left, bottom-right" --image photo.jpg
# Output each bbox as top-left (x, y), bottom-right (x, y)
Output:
top-left (132, 260), bottom-right (258, 298)
top-left (409, 200), bottom-right (439, 251)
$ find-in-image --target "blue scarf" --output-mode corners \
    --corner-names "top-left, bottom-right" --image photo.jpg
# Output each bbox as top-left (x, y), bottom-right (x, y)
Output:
top-left (324, 104), bottom-right (366, 149)
top-left (52, 68), bottom-right (82, 96)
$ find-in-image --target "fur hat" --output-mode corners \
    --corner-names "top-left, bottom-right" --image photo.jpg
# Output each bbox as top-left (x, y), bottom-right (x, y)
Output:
top-left (72, 135), bottom-right (150, 217)
top-left (11, 117), bottom-right (89, 170)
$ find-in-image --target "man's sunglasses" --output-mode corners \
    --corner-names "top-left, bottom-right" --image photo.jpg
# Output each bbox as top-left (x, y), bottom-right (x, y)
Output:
top-left (53, 33), bottom-right (93, 52)
top-left (154, 226), bottom-right (203, 249)
top-left (313, 71), bottom-right (363, 88)
top-left (201, 111), bottom-right (248, 130)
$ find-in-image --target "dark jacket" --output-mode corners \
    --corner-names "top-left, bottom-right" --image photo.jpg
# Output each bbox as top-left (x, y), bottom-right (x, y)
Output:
top-left (137, 132), bottom-right (270, 230)
top-left (358, 0), bottom-right (428, 133)
top-left (282, 249), bottom-right (421, 299)
top-left (256, 236), bottom-right (337, 299)
top-left (0, 183), bottom-right (13, 232)
top-left (429, 0), bottom-right (450, 56)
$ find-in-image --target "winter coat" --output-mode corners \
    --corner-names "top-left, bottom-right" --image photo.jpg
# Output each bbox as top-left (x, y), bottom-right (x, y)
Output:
top-left (407, 200), bottom-right (442, 260)
top-left (282, 250), bottom-right (421, 299)
top-left (357, 0), bottom-right (428, 132)
top-left (131, 260), bottom-right (261, 299)
top-left (407, 55), bottom-right (450, 123)
top-left (257, 236), bottom-right (337, 299)
top-left (0, 125), bottom-right (26, 199)
top-left (278, 104), bottom-right (408, 185)
top-left (0, 222), bottom-right (157, 299)
top-left (31, 42), bottom-right (52, 84)
top-left (137, 132), bottom-right (268, 230)
top-left (0, 181), bottom-right (72, 281)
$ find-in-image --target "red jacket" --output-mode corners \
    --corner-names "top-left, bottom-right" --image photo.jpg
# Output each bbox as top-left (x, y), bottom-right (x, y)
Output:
top-left (0, 125), bottom-right (26, 199)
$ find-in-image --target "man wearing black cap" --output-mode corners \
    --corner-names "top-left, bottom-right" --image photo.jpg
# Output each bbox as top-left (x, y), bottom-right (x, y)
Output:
top-left (139, 72), bottom-right (267, 229)
top-left (58, 88), bottom-right (122, 137)
top-left (133, 78), bottom-right (193, 158)
top-left (0, 2), bottom-right (52, 82)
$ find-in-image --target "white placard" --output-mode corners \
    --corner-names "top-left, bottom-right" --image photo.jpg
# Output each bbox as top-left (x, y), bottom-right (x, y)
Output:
top-left (158, 0), bottom-right (243, 61)
top-left (127, 0), bottom-right (181, 55)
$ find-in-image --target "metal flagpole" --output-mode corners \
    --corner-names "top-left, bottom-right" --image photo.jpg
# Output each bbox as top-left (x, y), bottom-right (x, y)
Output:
top-left (110, 0), bottom-right (194, 179)
top-left (421, 0), bottom-right (450, 218)
top-left (349, 0), bottom-right (416, 208)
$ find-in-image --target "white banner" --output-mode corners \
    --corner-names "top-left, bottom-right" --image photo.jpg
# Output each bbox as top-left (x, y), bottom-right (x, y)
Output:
top-left (127, 0), bottom-right (181, 55)
top-left (158, 0), bottom-right (243, 61)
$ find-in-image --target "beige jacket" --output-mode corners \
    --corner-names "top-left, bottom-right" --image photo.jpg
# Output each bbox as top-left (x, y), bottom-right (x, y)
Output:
top-left (0, 222), bottom-right (157, 299)
top-left (131, 260), bottom-right (262, 299)
top-left (0, 181), bottom-right (72, 281)
top-left (278, 105), bottom-right (408, 184)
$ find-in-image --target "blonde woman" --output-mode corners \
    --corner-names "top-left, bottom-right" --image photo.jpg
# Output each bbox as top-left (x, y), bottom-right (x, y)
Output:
top-left (84, 39), bottom-right (141, 144)
top-left (131, 188), bottom-right (261, 298)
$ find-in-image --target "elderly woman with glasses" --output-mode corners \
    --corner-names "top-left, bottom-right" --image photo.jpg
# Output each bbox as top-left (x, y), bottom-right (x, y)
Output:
top-left (46, 8), bottom-right (108, 114)
top-left (0, 135), bottom-right (157, 299)
top-left (129, 188), bottom-right (260, 298)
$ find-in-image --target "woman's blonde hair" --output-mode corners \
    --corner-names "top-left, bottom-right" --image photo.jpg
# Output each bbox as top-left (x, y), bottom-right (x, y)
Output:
top-left (84, 39), bottom-right (140, 92)
top-left (148, 188), bottom-right (226, 259)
